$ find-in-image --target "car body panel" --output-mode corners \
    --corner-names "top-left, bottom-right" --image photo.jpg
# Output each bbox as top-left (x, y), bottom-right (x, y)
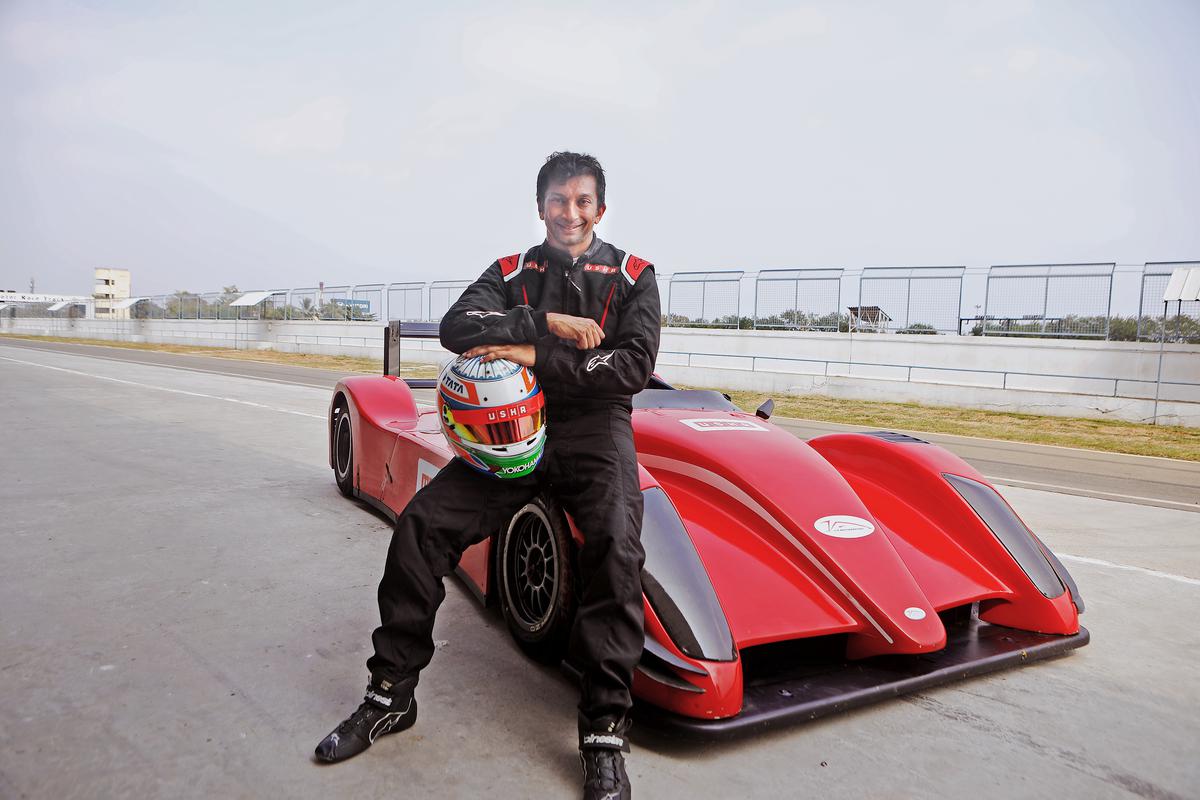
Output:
top-left (329, 374), bottom-right (1087, 734)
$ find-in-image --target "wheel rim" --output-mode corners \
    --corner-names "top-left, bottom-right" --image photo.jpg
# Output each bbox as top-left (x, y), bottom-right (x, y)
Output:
top-left (505, 506), bottom-right (559, 631)
top-left (335, 412), bottom-right (352, 480)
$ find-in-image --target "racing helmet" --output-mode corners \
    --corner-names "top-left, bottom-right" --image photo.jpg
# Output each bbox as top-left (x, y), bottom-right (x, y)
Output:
top-left (437, 355), bottom-right (546, 479)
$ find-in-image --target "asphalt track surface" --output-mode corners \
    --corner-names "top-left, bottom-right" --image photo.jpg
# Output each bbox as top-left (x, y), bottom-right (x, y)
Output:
top-left (1, 338), bottom-right (1198, 799)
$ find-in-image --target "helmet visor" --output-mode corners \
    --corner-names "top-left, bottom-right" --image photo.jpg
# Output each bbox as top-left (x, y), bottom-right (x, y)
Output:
top-left (458, 408), bottom-right (545, 446)
top-left (439, 391), bottom-right (545, 447)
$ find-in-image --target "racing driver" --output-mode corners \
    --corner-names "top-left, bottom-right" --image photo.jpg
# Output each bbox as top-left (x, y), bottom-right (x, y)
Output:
top-left (316, 151), bottom-right (661, 800)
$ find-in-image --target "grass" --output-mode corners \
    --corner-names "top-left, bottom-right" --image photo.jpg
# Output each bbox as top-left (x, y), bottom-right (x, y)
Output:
top-left (714, 388), bottom-right (1200, 461)
top-left (3, 332), bottom-right (1195, 461)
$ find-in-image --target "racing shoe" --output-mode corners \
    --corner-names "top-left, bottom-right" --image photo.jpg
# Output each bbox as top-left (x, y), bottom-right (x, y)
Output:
top-left (579, 716), bottom-right (632, 800)
top-left (314, 677), bottom-right (417, 764)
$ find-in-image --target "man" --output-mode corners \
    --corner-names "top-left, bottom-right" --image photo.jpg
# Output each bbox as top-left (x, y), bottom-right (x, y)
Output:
top-left (316, 151), bottom-right (661, 800)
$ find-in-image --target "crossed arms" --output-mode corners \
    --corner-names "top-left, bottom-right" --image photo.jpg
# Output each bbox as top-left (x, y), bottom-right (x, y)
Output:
top-left (439, 260), bottom-right (661, 396)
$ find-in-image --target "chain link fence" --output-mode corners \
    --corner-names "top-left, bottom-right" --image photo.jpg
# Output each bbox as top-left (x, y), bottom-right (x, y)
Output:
top-left (655, 271), bottom-right (671, 327)
top-left (666, 271), bottom-right (743, 327)
top-left (428, 280), bottom-right (471, 322)
top-left (8, 261), bottom-right (1199, 342)
top-left (348, 284), bottom-right (384, 322)
top-left (1139, 262), bottom-right (1200, 343)
top-left (856, 266), bottom-right (964, 334)
top-left (753, 269), bottom-right (843, 330)
top-left (982, 263), bottom-right (1114, 338)
top-left (388, 282), bottom-right (424, 321)
top-left (2, 302), bottom-right (56, 318)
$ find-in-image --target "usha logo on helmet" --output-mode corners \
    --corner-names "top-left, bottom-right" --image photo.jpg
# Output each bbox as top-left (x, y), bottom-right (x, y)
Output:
top-left (486, 402), bottom-right (530, 422)
top-left (437, 355), bottom-right (547, 480)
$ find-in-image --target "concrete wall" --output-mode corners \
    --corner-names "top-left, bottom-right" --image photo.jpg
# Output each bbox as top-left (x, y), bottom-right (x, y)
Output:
top-left (5, 315), bottom-right (1197, 427)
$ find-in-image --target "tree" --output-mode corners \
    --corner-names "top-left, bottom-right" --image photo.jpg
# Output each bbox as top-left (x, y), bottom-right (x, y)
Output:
top-left (166, 289), bottom-right (192, 319)
top-left (899, 323), bottom-right (938, 335)
top-left (215, 285), bottom-right (240, 320)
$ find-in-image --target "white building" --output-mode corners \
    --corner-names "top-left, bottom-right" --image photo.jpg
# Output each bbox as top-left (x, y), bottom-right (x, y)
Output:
top-left (94, 268), bottom-right (132, 319)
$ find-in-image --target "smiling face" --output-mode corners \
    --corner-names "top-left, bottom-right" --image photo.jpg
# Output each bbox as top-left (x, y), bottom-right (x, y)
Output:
top-left (539, 174), bottom-right (605, 258)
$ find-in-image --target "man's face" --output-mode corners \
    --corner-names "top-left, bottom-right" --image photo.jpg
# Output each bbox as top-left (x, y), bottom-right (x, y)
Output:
top-left (539, 174), bottom-right (605, 256)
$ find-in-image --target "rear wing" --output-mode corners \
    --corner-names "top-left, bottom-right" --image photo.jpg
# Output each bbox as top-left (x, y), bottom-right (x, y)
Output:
top-left (383, 321), bottom-right (440, 388)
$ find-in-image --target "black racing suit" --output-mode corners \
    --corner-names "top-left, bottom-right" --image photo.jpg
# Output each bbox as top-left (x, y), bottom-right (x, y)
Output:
top-left (367, 235), bottom-right (661, 729)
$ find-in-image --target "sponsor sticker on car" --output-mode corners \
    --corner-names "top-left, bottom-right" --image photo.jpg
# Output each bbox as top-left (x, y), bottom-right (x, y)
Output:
top-left (814, 515), bottom-right (876, 538)
top-left (680, 418), bottom-right (769, 432)
top-left (416, 459), bottom-right (441, 492)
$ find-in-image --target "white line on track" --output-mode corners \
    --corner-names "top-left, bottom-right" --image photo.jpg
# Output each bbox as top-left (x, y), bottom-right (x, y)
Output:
top-left (0, 355), bottom-right (326, 420)
top-left (0, 341), bottom-right (336, 389)
top-left (1058, 554), bottom-right (1200, 586)
top-left (985, 475), bottom-right (1198, 512)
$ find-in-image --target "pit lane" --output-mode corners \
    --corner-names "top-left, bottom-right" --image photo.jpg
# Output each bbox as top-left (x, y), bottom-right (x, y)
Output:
top-left (1, 340), bottom-right (1197, 799)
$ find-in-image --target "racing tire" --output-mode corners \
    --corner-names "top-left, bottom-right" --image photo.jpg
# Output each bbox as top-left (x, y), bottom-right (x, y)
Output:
top-left (496, 495), bottom-right (576, 663)
top-left (332, 403), bottom-right (355, 498)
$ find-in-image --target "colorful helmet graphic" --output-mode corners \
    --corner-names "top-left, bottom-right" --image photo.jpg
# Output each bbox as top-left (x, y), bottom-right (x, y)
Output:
top-left (437, 356), bottom-right (546, 479)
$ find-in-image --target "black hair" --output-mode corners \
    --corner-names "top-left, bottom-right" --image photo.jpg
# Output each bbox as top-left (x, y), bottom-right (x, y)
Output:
top-left (536, 151), bottom-right (606, 211)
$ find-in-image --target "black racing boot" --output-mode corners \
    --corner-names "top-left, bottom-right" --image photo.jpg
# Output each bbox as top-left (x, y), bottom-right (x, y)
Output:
top-left (579, 716), bottom-right (632, 800)
top-left (314, 677), bottom-right (417, 764)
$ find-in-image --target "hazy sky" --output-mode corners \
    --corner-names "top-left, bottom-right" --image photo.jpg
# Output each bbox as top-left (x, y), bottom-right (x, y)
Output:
top-left (2, 1), bottom-right (1198, 297)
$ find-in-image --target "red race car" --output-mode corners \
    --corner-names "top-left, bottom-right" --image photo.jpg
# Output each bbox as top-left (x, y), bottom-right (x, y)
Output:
top-left (328, 323), bottom-right (1088, 736)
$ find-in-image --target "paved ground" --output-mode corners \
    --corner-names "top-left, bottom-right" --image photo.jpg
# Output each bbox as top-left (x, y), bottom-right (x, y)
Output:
top-left (1, 341), bottom-right (1198, 799)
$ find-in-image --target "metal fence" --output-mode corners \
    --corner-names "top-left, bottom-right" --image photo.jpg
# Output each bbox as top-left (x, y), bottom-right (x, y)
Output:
top-left (289, 288), bottom-right (322, 320)
top-left (428, 281), bottom-right (471, 322)
top-left (655, 272), bottom-right (671, 327)
top-left (350, 284), bottom-right (384, 322)
top-left (1139, 261), bottom-right (1200, 343)
top-left (666, 271), bottom-right (743, 327)
top-left (388, 282), bottom-right (424, 321)
top-left (8, 261), bottom-right (1199, 342)
top-left (982, 263), bottom-right (1114, 338)
top-left (2, 302), bottom-right (58, 318)
top-left (753, 269), bottom-right (843, 331)
top-left (857, 266), bottom-right (964, 334)
top-left (100, 288), bottom-right (397, 322)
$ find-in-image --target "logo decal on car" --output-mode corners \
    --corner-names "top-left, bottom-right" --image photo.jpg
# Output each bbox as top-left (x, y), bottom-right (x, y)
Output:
top-left (679, 418), bottom-right (768, 432)
top-left (813, 515), bottom-right (876, 538)
top-left (416, 459), bottom-right (441, 492)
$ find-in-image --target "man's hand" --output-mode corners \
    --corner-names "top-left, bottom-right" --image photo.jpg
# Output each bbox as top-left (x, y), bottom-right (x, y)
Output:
top-left (546, 312), bottom-right (604, 350)
top-left (463, 343), bottom-right (536, 367)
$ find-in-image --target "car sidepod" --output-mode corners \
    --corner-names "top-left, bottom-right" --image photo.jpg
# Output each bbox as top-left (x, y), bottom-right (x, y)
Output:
top-left (633, 469), bottom-right (743, 720)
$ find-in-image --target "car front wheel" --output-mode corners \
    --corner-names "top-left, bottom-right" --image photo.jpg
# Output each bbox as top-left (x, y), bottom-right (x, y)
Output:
top-left (333, 406), bottom-right (354, 497)
top-left (496, 495), bottom-right (576, 663)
